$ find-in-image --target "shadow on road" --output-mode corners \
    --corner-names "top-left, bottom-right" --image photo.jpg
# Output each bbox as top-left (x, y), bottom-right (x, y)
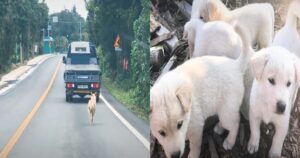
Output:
top-left (67, 96), bottom-right (90, 104)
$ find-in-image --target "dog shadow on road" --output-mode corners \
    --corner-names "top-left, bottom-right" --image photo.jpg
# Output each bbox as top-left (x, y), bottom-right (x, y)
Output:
top-left (85, 122), bottom-right (101, 127)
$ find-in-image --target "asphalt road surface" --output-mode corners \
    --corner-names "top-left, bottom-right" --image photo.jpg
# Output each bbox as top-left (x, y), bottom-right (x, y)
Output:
top-left (0, 55), bottom-right (149, 158)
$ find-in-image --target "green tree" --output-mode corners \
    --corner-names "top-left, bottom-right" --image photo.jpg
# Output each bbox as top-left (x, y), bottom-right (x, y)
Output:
top-left (50, 7), bottom-right (86, 43)
top-left (130, 0), bottom-right (150, 111)
top-left (86, 0), bottom-right (141, 80)
top-left (0, 0), bottom-right (48, 73)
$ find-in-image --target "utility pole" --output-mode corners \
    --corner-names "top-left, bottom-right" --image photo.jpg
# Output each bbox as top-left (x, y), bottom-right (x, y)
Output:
top-left (18, 34), bottom-right (23, 64)
top-left (42, 28), bottom-right (45, 39)
top-left (79, 20), bottom-right (82, 41)
top-left (47, 21), bottom-right (50, 37)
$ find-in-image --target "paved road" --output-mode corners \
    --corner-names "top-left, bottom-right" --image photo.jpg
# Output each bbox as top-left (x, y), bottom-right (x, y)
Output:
top-left (0, 56), bottom-right (149, 158)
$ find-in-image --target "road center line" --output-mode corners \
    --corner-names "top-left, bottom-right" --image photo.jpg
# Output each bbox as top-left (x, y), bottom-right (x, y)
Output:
top-left (100, 94), bottom-right (150, 151)
top-left (0, 59), bottom-right (61, 158)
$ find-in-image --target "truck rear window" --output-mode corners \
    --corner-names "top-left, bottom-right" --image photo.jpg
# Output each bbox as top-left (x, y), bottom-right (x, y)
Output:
top-left (70, 54), bottom-right (90, 64)
top-left (75, 47), bottom-right (87, 52)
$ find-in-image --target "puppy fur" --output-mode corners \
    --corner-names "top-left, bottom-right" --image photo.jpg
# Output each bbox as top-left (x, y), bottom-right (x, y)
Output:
top-left (88, 93), bottom-right (96, 125)
top-left (191, 0), bottom-right (274, 50)
top-left (273, 0), bottom-right (300, 105)
top-left (150, 26), bottom-right (251, 158)
top-left (248, 46), bottom-right (300, 157)
top-left (273, 1), bottom-right (300, 56)
top-left (185, 18), bottom-right (253, 120)
top-left (184, 18), bottom-right (242, 59)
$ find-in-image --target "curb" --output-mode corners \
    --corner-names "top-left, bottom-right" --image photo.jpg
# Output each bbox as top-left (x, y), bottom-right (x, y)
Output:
top-left (1, 66), bottom-right (31, 83)
top-left (27, 54), bottom-right (53, 66)
top-left (0, 54), bottom-right (54, 90)
top-left (0, 81), bottom-right (8, 89)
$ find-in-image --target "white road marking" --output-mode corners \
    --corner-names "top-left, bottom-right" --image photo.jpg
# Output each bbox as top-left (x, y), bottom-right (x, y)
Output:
top-left (100, 94), bottom-right (150, 151)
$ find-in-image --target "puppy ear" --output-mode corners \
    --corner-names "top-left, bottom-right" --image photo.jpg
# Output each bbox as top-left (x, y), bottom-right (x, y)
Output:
top-left (150, 88), bottom-right (158, 116)
top-left (250, 49), bottom-right (269, 80)
top-left (150, 92), bottom-right (154, 114)
top-left (183, 22), bottom-right (189, 40)
top-left (176, 85), bottom-right (192, 113)
top-left (293, 55), bottom-right (300, 86)
top-left (183, 31), bottom-right (188, 40)
top-left (207, 1), bottom-right (224, 21)
top-left (207, 1), bottom-right (218, 20)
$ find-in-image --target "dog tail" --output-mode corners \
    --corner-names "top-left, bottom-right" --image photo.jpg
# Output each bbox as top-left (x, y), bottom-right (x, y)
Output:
top-left (286, 1), bottom-right (300, 26)
top-left (234, 23), bottom-right (252, 72)
top-left (184, 18), bottom-right (204, 57)
top-left (268, 4), bottom-right (275, 36)
top-left (183, 18), bottom-right (204, 39)
top-left (190, 0), bottom-right (202, 19)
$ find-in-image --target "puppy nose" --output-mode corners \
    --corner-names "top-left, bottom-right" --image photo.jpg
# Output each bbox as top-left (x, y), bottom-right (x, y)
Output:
top-left (171, 151), bottom-right (181, 158)
top-left (276, 101), bottom-right (286, 114)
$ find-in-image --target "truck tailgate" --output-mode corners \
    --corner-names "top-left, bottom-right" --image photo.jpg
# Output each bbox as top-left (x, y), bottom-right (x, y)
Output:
top-left (64, 65), bottom-right (101, 83)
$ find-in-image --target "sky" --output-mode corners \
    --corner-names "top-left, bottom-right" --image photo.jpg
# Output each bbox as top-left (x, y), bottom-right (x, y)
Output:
top-left (44, 0), bottom-right (88, 19)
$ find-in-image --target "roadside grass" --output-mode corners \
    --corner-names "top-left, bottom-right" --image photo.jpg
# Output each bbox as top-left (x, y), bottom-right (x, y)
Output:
top-left (102, 76), bottom-right (149, 123)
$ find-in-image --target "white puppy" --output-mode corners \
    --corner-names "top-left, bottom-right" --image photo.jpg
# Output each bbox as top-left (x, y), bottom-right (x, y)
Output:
top-left (150, 27), bottom-right (250, 158)
top-left (248, 46), bottom-right (300, 157)
top-left (273, 1), bottom-right (300, 105)
top-left (191, 0), bottom-right (274, 49)
top-left (184, 18), bottom-right (242, 59)
top-left (184, 18), bottom-right (253, 120)
top-left (273, 1), bottom-right (300, 56)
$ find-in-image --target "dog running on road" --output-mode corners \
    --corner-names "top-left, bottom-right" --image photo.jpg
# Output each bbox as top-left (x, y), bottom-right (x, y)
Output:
top-left (88, 92), bottom-right (97, 125)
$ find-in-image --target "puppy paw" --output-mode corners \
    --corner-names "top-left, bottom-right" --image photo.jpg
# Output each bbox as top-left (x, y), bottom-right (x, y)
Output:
top-left (269, 148), bottom-right (281, 158)
top-left (247, 139), bottom-right (259, 154)
top-left (214, 123), bottom-right (225, 135)
top-left (188, 150), bottom-right (200, 158)
top-left (223, 138), bottom-right (234, 150)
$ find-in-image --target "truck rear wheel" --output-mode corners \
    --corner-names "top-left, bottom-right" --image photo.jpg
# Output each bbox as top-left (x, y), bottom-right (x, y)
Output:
top-left (66, 94), bottom-right (72, 102)
top-left (96, 94), bottom-right (99, 102)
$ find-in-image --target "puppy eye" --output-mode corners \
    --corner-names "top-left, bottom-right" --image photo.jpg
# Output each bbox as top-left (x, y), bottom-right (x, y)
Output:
top-left (177, 120), bottom-right (183, 130)
top-left (268, 78), bottom-right (275, 85)
top-left (287, 81), bottom-right (291, 87)
top-left (200, 16), bottom-right (204, 19)
top-left (159, 130), bottom-right (166, 137)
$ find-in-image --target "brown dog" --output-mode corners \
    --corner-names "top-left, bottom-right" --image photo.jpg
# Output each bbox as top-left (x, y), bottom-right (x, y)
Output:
top-left (88, 92), bottom-right (96, 125)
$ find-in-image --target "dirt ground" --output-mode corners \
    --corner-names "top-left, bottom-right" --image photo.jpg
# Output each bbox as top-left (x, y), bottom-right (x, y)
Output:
top-left (150, 0), bottom-right (300, 157)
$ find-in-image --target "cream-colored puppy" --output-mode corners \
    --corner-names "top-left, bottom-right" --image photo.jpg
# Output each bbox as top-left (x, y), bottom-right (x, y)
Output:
top-left (273, 1), bottom-right (300, 56)
top-left (184, 18), bottom-right (242, 59)
top-left (185, 18), bottom-right (253, 120)
top-left (88, 93), bottom-right (96, 125)
top-left (273, 1), bottom-right (300, 105)
top-left (150, 27), bottom-right (250, 158)
top-left (248, 46), bottom-right (300, 157)
top-left (191, 0), bottom-right (274, 49)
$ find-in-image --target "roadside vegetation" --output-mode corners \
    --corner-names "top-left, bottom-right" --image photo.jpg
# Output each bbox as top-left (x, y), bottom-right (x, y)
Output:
top-left (86, 0), bottom-right (150, 122)
top-left (102, 76), bottom-right (148, 122)
top-left (0, 0), bottom-right (48, 74)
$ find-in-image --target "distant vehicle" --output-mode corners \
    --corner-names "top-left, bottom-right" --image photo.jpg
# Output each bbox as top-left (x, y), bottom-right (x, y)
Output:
top-left (63, 41), bottom-right (101, 102)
